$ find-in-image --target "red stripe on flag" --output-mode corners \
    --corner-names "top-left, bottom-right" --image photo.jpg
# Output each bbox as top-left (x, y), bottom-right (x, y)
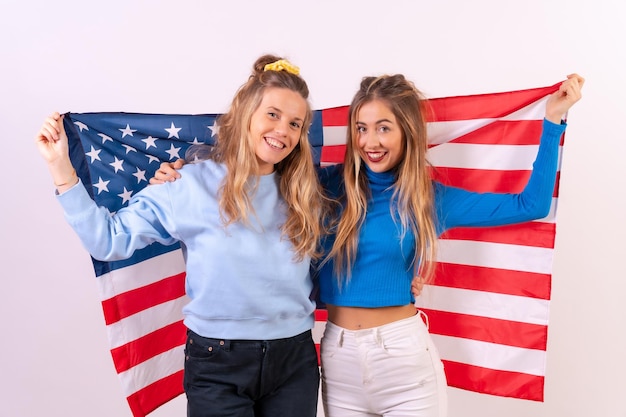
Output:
top-left (127, 370), bottom-right (184, 417)
top-left (322, 107), bottom-right (349, 126)
top-left (422, 309), bottom-right (548, 350)
top-left (428, 85), bottom-right (558, 122)
top-left (315, 344), bottom-right (321, 366)
top-left (110, 320), bottom-right (187, 373)
top-left (431, 167), bottom-right (533, 193)
top-left (432, 262), bottom-right (551, 300)
top-left (321, 145), bottom-right (346, 164)
top-left (431, 167), bottom-right (560, 195)
top-left (315, 309), bottom-right (328, 321)
top-left (439, 222), bottom-right (556, 248)
top-left (442, 360), bottom-right (544, 401)
top-left (553, 171), bottom-right (561, 198)
top-left (101, 272), bottom-right (186, 325)
top-left (447, 120), bottom-right (543, 145)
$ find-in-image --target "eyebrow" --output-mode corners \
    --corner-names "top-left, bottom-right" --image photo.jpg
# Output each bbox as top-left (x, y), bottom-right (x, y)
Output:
top-left (356, 119), bottom-right (394, 125)
top-left (268, 106), bottom-right (304, 123)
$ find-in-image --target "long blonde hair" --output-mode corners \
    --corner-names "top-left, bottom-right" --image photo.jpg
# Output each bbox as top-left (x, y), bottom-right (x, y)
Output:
top-left (212, 54), bottom-right (326, 261)
top-left (329, 74), bottom-right (438, 283)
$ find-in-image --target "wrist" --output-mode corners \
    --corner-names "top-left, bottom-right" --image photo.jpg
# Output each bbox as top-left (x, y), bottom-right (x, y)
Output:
top-left (545, 111), bottom-right (564, 125)
top-left (54, 169), bottom-right (78, 187)
top-left (48, 160), bottom-right (78, 190)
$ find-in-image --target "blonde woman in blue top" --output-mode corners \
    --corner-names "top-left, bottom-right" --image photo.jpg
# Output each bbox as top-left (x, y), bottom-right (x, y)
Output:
top-left (315, 73), bottom-right (583, 417)
top-left (150, 73), bottom-right (584, 416)
top-left (36, 55), bottom-right (328, 417)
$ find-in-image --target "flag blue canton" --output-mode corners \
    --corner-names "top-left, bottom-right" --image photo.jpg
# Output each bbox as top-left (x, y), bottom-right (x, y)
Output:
top-left (65, 112), bottom-right (219, 211)
top-left (309, 110), bottom-right (324, 164)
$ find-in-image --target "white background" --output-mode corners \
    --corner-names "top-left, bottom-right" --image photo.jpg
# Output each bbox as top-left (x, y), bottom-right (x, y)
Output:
top-left (1, 0), bottom-right (625, 416)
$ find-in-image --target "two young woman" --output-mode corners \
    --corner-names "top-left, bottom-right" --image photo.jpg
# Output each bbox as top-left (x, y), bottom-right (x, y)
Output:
top-left (38, 54), bottom-right (584, 417)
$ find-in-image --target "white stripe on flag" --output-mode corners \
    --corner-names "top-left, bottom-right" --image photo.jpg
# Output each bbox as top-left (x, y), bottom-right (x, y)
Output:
top-left (118, 345), bottom-right (185, 395)
top-left (418, 285), bottom-right (550, 325)
top-left (322, 126), bottom-right (348, 146)
top-left (431, 333), bottom-right (547, 376)
top-left (97, 249), bottom-right (186, 299)
top-left (426, 119), bottom-right (496, 146)
top-left (312, 318), bottom-right (326, 344)
top-left (107, 296), bottom-right (190, 349)
top-left (428, 145), bottom-right (563, 170)
top-left (502, 96), bottom-right (549, 121)
top-left (429, 144), bottom-right (537, 170)
top-left (437, 240), bottom-right (555, 274)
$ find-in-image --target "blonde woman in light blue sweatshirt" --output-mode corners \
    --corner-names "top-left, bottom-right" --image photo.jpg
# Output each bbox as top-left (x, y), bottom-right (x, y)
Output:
top-left (36, 55), bottom-right (328, 417)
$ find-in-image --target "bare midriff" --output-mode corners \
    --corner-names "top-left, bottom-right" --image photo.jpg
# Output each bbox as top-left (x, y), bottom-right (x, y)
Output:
top-left (326, 304), bottom-right (417, 330)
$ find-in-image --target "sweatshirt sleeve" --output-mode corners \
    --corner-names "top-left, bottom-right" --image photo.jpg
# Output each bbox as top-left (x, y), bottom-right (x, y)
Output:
top-left (435, 119), bottom-right (566, 233)
top-left (56, 179), bottom-right (179, 261)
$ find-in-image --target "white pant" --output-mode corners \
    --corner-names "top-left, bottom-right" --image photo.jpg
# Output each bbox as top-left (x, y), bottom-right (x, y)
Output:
top-left (320, 312), bottom-right (448, 417)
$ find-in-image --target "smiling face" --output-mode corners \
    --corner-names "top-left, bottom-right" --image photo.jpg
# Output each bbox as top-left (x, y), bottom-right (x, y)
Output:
top-left (249, 87), bottom-right (307, 175)
top-left (356, 99), bottom-right (405, 173)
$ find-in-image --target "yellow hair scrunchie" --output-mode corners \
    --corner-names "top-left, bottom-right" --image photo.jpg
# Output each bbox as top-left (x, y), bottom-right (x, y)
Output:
top-left (263, 59), bottom-right (300, 76)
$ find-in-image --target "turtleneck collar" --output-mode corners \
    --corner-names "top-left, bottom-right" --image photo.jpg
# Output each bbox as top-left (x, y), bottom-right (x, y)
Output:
top-left (364, 164), bottom-right (396, 189)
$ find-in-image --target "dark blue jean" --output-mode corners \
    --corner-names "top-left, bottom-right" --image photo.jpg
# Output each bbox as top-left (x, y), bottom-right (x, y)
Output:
top-left (183, 329), bottom-right (320, 417)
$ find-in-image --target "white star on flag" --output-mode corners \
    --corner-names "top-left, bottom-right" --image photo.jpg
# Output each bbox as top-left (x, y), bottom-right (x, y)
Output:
top-left (142, 136), bottom-right (158, 149)
top-left (165, 122), bottom-right (182, 139)
top-left (93, 177), bottom-right (110, 195)
top-left (146, 155), bottom-right (160, 164)
top-left (74, 121), bottom-right (89, 132)
top-left (117, 187), bottom-right (133, 205)
top-left (85, 146), bottom-right (102, 163)
top-left (209, 120), bottom-right (219, 137)
top-left (165, 144), bottom-right (182, 160)
top-left (110, 156), bottom-right (125, 173)
top-left (119, 124), bottom-right (137, 138)
top-left (132, 168), bottom-right (147, 183)
top-left (98, 133), bottom-right (113, 144)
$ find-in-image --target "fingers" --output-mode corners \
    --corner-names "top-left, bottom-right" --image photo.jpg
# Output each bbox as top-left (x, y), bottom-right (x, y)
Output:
top-left (411, 275), bottom-right (425, 298)
top-left (151, 168), bottom-right (171, 183)
top-left (560, 74), bottom-right (584, 101)
top-left (544, 73), bottom-right (585, 123)
top-left (36, 112), bottom-right (71, 165)
top-left (148, 177), bottom-right (166, 185)
top-left (566, 73), bottom-right (585, 87)
top-left (162, 161), bottom-right (183, 180)
top-left (150, 161), bottom-right (183, 184)
top-left (36, 112), bottom-right (63, 143)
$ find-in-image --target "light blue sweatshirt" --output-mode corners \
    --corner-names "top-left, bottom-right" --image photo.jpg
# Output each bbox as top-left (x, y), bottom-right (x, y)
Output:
top-left (57, 159), bottom-right (315, 340)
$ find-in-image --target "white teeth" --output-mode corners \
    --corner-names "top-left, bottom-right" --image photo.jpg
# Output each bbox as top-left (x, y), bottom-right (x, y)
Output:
top-left (368, 152), bottom-right (385, 159)
top-left (265, 137), bottom-right (285, 149)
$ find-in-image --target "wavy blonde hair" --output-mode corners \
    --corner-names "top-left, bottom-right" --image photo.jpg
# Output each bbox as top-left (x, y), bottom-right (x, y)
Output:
top-left (212, 54), bottom-right (326, 261)
top-left (329, 74), bottom-right (438, 283)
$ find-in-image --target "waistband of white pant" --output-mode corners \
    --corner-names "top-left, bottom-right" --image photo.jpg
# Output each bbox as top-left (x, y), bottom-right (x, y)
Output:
top-left (325, 309), bottom-right (429, 347)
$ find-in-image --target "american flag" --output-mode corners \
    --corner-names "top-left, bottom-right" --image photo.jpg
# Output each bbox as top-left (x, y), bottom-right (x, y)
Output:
top-left (63, 82), bottom-right (563, 417)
